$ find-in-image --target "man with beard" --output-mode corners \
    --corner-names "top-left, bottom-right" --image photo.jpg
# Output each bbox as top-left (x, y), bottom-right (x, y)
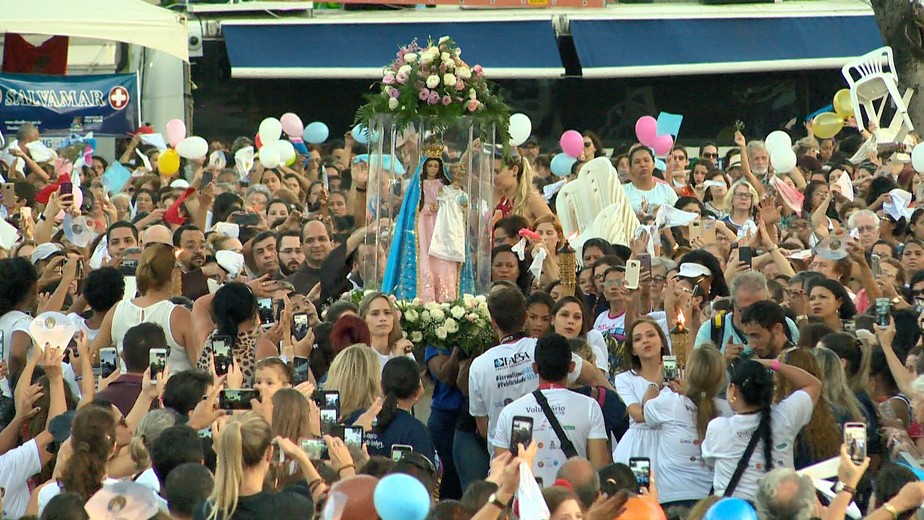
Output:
top-left (107, 222), bottom-right (139, 259)
top-left (285, 219), bottom-right (332, 295)
top-left (747, 140), bottom-right (771, 180)
top-left (277, 231), bottom-right (305, 277)
top-left (173, 225), bottom-right (209, 300)
top-left (248, 230), bottom-right (280, 279)
top-left (740, 300), bottom-right (793, 360)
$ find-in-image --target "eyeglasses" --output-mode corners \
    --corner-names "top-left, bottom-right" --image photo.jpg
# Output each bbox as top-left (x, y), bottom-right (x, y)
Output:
top-left (734, 192), bottom-right (752, 200)
top-left (702, 153), bottom-right (719, 159)
top-left (652, 276), bottom-right (667, 283)
top-left (602, 280), bottom-right (626, 288)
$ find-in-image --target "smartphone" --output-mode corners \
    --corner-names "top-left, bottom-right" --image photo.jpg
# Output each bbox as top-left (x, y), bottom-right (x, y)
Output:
top-left (330, 424), bottom-right (345, 440)
top-left (875, 298), bottom-right (891, 327)
top-left (0, 330), bottom-right (5, 362)
top-left (662, 355), bottom-right (678, 381)
top-left (149, 348), bottom-right (167, 379)
top-left (300, 438), bottom-right (329, 461)
top-left (844, 422), bottom-right (867, 464)
top-left (842, 319), bottom-right (857, 333)
top-left (100, 347), bottom-right (117, 378)
top-left (315, 390), bottom-right (340, 414)
top-left (75, 259), bottom-right (83, 280)
top-left (688, 220), bottom-right (703, 243)
top-left (343, 426), bottom-right (364, 448)
top-left (509, 416), bottom-right (534, 457)
top-left (320, 407), bottom-right (338, 435)
top-left (219, 388), bottom-right (258, 410)
top-left (293, 355), bottom-right (310, 385)
top-left (738, 246), bottom-right (753, 268)
top-left (701, 219), bottom-right (717, 244)
top-left (271, 440), bottom-right (285, 464)
top-left (119, 258), bottom-right (138, 277)
top-left (200, 171), bottom-right (213, 189)
top-left (870, 254), bottom-right (881, 277)
top-left (292, 312), bottom-right (309, 341)
top-left (1, 183), bottom-right (15, 206)
top-left (391, 444), bottom-right (413, 462)
top-left (625, 260), bottom-right (641, 290)
top-left (257, 297), bottom-right (275, 325)
top-left (59, 181), bottom-right (72, 196)
top-left (274, 298), bottom-right (285, 322)
top-left (637, 253), bottom-right (651, 275)
top-left (233, 213), bottom-right (260, 226)
top-left (629, 457), bottom-right (651, 488)
top-left (210, 335), bottom-right (233, 377)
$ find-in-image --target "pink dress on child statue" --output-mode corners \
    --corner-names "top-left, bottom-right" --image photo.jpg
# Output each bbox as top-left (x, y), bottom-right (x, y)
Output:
top-left (418, 179), bottom-right (459, 302)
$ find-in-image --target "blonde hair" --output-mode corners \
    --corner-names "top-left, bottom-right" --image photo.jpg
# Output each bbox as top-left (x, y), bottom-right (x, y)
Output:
top-left (206, 412), bottom-right (272, 520)
top-left (324, 344), bottom-right (381, 418)
top-left (723, 179), bottom-right (759, 210)
top-left (813, 346), bottom-right (864, 422)
top-left (499, 155), bottom-right (537, 218)
top-left (136, 242), bottom-right (176, 295)
top-left (685, 344), bottom-right (726, 439)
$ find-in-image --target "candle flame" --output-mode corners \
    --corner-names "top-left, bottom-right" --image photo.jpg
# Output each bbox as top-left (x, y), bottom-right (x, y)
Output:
top-left (677, 309), bottom-right (686, 328)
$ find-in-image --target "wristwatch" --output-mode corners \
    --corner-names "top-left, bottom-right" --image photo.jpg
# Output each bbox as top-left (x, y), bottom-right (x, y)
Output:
top-left (488, 492), bottom-right (511, 509)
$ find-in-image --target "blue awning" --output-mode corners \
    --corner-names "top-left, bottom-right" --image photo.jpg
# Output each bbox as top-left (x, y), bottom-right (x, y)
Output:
top-left (222, 18), bottom-right (563, 79)
top-left (570, 14), bottom-right (884, 77)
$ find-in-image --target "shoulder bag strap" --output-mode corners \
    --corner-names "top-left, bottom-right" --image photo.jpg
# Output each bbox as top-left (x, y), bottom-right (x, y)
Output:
top-left (532, 390), bottom-right (579, 459)
top-left (723, 420), bottom-right (766, 497)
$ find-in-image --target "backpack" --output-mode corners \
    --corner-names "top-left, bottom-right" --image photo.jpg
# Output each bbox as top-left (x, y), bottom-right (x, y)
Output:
top-left (709, 310), bottom-right (728, 347)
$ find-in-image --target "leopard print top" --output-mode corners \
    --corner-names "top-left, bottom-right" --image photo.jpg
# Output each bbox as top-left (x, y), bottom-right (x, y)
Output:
top-left (196, 329), bottom-right (257, 387)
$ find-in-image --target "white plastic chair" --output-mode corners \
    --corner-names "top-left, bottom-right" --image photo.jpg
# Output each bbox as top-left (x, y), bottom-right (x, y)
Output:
top-left (580, 157), bottom-right (620, 209)
top-left (841, 47), bottom-right (914, 139)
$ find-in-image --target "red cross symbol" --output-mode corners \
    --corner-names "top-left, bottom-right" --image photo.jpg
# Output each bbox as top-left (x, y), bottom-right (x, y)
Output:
top-left (109, 86), bottom-right (130, 110)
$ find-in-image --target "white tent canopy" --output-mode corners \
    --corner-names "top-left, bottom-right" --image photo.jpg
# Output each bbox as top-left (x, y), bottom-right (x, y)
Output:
top-left (0, 0), bottom-right (188, 62)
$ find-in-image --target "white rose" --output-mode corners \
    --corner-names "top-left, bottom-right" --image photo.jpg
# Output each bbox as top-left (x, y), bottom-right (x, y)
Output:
top-left (426, 75), bottom-right (440, 89)
top-left (411, 297), bottom-right (421, 305)
top-left (424, 302), bottom-right (439, 311)
top-left (404, 53), bottom-right (418, 63)
top-left (441, 302), bottom-right (451, 310)
top-left (445, 318), bottom-right (459, 333)
top-left (431, 308), bottom-right (445, 321)
top-left (429, 47), bottom-right (440, 59)
top-left (439, 36), bottom-right (450, 44)
top-left (435, 327), bottom-right (448, 340)
top-left (420, 53), bottom-right (434, 66)
top-left (443, 74), bottom-right (457, 87)
top-left (421, 310), bottom-right (431, 322)
top-left (443, 59), bottom-right (455, 71)
top-left (411, 331), bottom-right (423, 343)
top-left (457, 67), bottom-right (471, 79)
top-left (388, 98), bottom-right (399, 110)
top-left (451, 306), bottom-right (465, 319)
top-left (468, 88), bottom-right (477, 100)
top-left (475, 295), bottom-right (487, 303)
top-left (454, 48), bottom-right (461, 57)
top-left (398, 64), bottom-right (412, 75)
top-left (441, 51), bottom-right (450, 61)
top-left (405, 309), bottom-right (418, 322)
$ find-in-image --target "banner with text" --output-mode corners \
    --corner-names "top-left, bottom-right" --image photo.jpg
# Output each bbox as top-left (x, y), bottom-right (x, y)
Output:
top-left (0, 72), bottom-right (139, 137)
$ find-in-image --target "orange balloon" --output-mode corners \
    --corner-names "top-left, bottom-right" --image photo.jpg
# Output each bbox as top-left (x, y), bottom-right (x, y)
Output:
top-left (618, 496), bottom-right (667, 520)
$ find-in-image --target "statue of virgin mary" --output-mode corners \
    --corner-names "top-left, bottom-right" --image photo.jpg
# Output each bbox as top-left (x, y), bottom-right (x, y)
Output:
top-left (382, 143), bottom-right (474, 302)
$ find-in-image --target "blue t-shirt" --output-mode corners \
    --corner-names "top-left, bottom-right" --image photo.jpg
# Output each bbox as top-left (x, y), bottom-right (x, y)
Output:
top-left (424, 346), bottom-right (465, 414)
top-left (346, 408), bottom-right (436, 465)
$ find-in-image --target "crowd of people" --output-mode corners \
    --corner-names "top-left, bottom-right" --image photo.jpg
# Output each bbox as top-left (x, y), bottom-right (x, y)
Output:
top-left (1, 113), bottom-right (924, 520)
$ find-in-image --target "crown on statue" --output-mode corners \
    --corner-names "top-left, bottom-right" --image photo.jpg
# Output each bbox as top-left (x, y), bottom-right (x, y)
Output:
top-left (423, 141), bottom-right (444, 159)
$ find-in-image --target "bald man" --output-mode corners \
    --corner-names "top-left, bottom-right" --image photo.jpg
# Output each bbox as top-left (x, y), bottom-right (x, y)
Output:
top-left (142, 224), bottom-right (173, 249)
top-left (557, 458), bottom-right (600, 511)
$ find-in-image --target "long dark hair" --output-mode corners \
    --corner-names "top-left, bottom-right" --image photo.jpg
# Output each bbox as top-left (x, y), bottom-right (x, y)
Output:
top-left (211, 282), bottom-right (257, 348)
top-left (622, 317), bottom-right (670, 372)
top-left (61, 406), bottom-right (116, 501)
top-left (418, 157), bottom-right (449, 211)
top-left (729, 359), bottom-right (774, 473)
top-left (551, 296), bottom-right (591, 338)
top-left (0, 257), bottom-right (37, 315)
top-left (376, 356), bottom-right (421, 433)
top-left (491, 244), bottom-right (533, 295)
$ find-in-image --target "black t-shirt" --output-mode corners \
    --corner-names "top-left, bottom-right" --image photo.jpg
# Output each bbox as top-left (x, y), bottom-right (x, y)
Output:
top-left (345, 408), bottom-right (436, 464)
top-left (193, 487), bottom-right (312, 520)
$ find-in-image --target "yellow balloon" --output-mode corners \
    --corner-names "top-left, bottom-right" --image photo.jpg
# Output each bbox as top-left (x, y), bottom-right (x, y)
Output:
top-left (812, 112), bottom-right (844, 139)
top-left (833, 89), bottom-right (854, 118)
top-left (158, 149), bottom-right (180, 175)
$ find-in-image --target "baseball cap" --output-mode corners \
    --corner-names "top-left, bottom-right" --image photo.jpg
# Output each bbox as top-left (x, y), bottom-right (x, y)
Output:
top-left (677, 262), bottom-right (712, 279)
top-left (31, 243), bottom-right (62, 264)
top-left (170, 179), bottom-right (190, 189)
top-left (522, 135), bottom-right (539, 147)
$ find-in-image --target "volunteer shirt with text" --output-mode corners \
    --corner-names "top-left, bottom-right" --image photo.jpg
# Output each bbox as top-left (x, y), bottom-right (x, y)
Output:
top-left (468, 337), bottom-right (583, 446)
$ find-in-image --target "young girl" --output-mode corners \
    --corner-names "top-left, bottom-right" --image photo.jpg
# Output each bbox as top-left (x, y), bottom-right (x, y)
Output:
top-left (254, 358), bottom-right (295, 402)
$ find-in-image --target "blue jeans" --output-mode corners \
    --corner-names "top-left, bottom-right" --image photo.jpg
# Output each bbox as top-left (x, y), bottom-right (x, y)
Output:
top-left (453, 429), bottom-right (490, 493)
top-left (428, 408), bottom-right (462, 500)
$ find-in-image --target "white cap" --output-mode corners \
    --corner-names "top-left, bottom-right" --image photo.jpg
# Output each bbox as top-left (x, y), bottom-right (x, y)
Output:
top-left (30, 243), bottom-right (61, 264)
top-left (170, 179), bottom-right (190, 189)
top-left (677, 262), bottom-right (712, 279)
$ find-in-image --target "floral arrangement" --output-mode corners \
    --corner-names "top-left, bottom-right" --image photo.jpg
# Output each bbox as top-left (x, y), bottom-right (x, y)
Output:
top-left (343, 290), bottom-right (496, 355)
top-left (354, 36), bottom-right (512, 152)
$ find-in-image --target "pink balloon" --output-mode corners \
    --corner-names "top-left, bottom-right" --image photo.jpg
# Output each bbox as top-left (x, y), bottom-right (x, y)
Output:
top-left (652, 134), bottom-right (674, 156)
top-left (559, 130), bottom-right (584, 158)
top-left (165, 119), bottom-right (186, 148)
top-left (280, 113), bottom-right (304, 138)
top-left (635, 116), bottom-right (658, 146)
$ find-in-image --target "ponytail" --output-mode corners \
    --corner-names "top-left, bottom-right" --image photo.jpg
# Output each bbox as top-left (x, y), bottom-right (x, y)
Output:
top-left (61, 407), bottom-right (116, 501)
top-left (729, 359), bottom-right (775, 472)
top-left (129, 436), bottom-right (151, 471)
top-left (376, 389), bottom-right (399, 433)
top-left (207, 412), bottom-right (272, 520)
top-left (684, 345), bottom-right (724, 440)
top-left (375, 356), bottom-right (421, 433)
top-left (758, 385), bottom-right (775, 472)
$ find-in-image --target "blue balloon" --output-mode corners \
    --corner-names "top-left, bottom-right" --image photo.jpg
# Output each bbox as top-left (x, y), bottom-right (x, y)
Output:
top-left (373, 473), bottom-right (429, 520)
top-left (704, 498), bottom-right (758, 520)
top-left (351, 124), bottom-right (370, 145)
top-left (551, 152), bottom-right (578, 177)
top-left (302, 122), bottom-right (329, 144)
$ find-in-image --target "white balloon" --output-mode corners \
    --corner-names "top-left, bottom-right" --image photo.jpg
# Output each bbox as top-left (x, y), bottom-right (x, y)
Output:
top-left (258, 117), bottom-right (283, 145)
top-left (770, 147), bottom-right (797, 173)
top-left (277, 140), bottom-right (297, 165)
top-left (765, 131), bottom-right (792, 154)
top-left (176, 136), bottom-right (209, 159)
top-left (508, 113), bottom-right (532, 147)
top-left (259, 142), bottom-right (281, 169)
top-left (913, 144), bottom-right (924, 173)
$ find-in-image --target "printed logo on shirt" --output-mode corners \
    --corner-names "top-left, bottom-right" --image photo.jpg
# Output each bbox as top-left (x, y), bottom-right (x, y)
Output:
top-left (494, 352), bottom-right (530, 368)
top-left (494, 366), bottom-right (538, 389)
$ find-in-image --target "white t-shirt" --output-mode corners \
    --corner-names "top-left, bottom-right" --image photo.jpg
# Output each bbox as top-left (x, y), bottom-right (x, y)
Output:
top-left (66, 312), bottom-right (100, 344)
top-left (701, 390), bottom-right (814, 500)
top-left (644, 391), bottom-right (733, 503)
top-left (622, 182), bottom-right (679, 214)
top-left (37, 477), bottom-right (120, 515)
top-left (586, 330), bottom-right (609, 373)
top-left (493, 388), bottom-right (607, 484)
top-left (593, 310), bottom-right (670, 344)
top-left (469, 337), bottom-right (584, 445)
top-left (1, 439), bottom-right (43, 518)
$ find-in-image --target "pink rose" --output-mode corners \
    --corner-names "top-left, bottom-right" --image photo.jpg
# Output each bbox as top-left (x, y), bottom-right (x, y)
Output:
top-left (397, 49), bottom-right (406, 60)
top-left (396, 71), bottom-right (409, 84)
top-left (455, 81), bottom-right (465, 91)
top-left (466, 99), bottom-right (480, 112)
top-left (473, 65), bottom-right (484, 78)
top-left (427, 91), bottom-right (440, 105)
top-left (419, 88), bottom-right (430, 100)
top-left (389, 88), bottom-right (400, 99)
top-left (383, 73), bottom-right (396, 85)
top-left (441, 95), bottom-right (452, 106)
